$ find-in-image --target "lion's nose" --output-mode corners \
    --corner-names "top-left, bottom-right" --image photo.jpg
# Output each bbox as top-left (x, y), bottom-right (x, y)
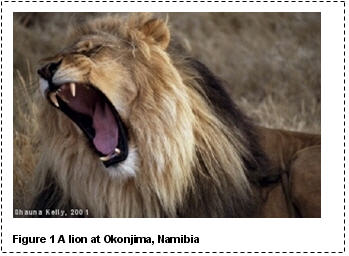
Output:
top-left (37, 60), bottom-right (62, 81)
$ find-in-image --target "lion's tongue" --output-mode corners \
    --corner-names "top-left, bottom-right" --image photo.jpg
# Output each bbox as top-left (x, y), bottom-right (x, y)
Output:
top-left (59, 85), bottom-right (119, 156)
top-left (92, 100), bottom-right (119, 155)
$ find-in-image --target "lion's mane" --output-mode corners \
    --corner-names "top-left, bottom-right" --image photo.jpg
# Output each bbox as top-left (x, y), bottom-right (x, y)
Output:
top-left (31, 14), bottom-right (267, 217)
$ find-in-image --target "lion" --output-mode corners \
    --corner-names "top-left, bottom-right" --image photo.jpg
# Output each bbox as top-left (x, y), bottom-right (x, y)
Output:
top-left (30, 14), bottom-right (321, 217)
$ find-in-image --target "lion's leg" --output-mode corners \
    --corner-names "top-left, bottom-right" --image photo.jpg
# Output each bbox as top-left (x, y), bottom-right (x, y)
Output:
top-left (256, 126), bottom-right (320, 171)
top-left (256, 127), bottom-right (321, 217)
top-left (289, 145), bottom-right (321, 217)
top-left (259, 183), bottom-right (291, 217)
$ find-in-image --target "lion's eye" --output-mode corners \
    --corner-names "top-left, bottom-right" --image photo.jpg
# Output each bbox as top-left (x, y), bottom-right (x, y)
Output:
top-left (78, 45), bottom-right (103, 57)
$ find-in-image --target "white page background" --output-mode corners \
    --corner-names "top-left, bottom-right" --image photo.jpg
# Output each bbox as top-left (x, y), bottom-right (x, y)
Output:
top-left (2, 1), bottom-right (346, 255)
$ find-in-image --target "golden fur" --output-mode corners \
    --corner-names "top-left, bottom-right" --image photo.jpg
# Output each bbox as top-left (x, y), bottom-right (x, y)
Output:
top-left (32, 14), bottom-right (254, 217)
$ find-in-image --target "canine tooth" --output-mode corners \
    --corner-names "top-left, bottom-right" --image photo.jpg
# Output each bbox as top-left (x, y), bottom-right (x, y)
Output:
top-left (49, 92), bottom-right (59, 107)
top-left (115, 148), bottom-right (121, 155)
top-left (70, 82), bottom-right (76, 97)
top-left (100, 155), bottom-right (112, 161)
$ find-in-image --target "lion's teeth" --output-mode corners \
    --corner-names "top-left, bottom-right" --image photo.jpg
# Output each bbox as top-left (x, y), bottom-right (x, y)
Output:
top-left (49, 92), bottom-right (59, 107)
top-left (100, 155), bottom-right (112, 161)
top-left (70, 82), bottom-right (76, 97)
top-left (100, 150), bottom-right (120, 161)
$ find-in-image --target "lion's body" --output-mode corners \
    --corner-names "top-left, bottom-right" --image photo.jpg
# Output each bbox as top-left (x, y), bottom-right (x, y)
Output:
top-left (257, 128), bottom-right (321, 217)
top-left (31, 14), bottom-right (321, 218)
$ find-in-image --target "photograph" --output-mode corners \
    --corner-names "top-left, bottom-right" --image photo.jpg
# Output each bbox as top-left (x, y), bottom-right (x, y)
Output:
top-left (13, 12), bottom-right (321, 218)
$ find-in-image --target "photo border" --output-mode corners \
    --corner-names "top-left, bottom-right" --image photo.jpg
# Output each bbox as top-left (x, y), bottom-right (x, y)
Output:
top-left (2, 1), bottom-right (346, 254)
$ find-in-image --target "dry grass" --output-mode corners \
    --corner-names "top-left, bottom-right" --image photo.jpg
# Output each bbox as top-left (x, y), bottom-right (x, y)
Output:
top-left (13, 62), bottom-right (39, 209)
top-left (13, 13), bottom-right (320, 209)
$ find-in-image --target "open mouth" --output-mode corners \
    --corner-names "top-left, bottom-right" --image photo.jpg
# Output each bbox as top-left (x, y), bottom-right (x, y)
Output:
top-left (46, 82), bottom-right (128, 167)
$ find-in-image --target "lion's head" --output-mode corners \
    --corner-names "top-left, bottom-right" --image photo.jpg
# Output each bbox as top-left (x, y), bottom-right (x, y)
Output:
top-left (34, 14), bottom-right (256, 217)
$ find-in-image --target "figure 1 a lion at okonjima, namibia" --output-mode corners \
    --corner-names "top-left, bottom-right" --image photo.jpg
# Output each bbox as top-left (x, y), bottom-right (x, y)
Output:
top-left (29, 13), bottom-right (321, 218)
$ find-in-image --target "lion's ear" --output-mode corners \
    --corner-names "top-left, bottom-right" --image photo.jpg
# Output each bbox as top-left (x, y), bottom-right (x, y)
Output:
top-left (139, 18), bottom-right (170, 50)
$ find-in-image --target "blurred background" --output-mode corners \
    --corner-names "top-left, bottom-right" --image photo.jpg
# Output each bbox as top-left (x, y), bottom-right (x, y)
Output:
top-left (13, 13), bottom-right (321, 210)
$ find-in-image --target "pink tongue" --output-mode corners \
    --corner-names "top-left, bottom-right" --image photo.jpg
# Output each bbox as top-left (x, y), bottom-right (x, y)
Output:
top-left (59, 85), bottom-right (119, 156)
top-left (92, 100), bottom-right (119, 156)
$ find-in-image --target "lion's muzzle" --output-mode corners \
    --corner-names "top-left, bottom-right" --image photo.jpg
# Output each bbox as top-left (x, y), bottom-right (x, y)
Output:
top-left (37, 62), bottom-right (129, 168)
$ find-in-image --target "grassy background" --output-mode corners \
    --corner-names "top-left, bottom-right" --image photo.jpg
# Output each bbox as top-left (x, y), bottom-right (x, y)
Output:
top-left (13, 13), bottom-right (321, 210)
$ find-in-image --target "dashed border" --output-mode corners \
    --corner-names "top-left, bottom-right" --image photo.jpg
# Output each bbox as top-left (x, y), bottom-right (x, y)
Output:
top-left (0, 0), bottom-right (346, 2)
top-left (1, 0), bottom-right (3, 254)
top-left (0, 252), bottom-right (346, 254)
top-left (344, 0), bottom-right (347, 255)
top-left (1, 2), bottom-right (346, 254)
